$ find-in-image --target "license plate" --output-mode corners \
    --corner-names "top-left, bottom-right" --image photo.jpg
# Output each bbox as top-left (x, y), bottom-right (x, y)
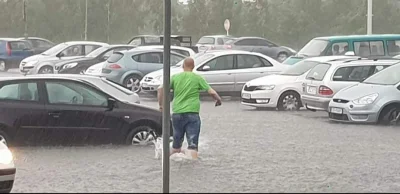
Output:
top-left (307, 86), bottom-right (317, 94)
top-left (242, 93), bottom-right (251, 99)
top-left (142, 83), bottom-right (148, 87)
top-left (330, 107), bottom-right (343, 114)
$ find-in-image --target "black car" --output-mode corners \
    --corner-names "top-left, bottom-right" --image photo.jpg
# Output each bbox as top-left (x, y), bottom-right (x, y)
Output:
top-left (0, 74), bottom-right (168, 146)
top-left (56, 45), bottom-right (136, 74)
top-left (17, 37), bottom-right (55, 55)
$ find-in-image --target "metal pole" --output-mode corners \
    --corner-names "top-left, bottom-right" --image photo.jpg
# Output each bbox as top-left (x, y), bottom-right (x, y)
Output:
top-left (23, 0), bottom-right (27, 38)
top-left (162, 0), bottom-right (171, 193)
top-left (367, 0), bottom-right (372, 35)
top-left (106, 0), bottom-right (111, 43)
top-left (84, 0), bottom-right (88, 40)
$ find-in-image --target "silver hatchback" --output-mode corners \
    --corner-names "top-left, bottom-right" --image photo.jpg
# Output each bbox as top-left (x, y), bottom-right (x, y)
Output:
top-left (301, 59), bottom-right (398, 112)
top-left (328, 62), bottom-right (400, 124)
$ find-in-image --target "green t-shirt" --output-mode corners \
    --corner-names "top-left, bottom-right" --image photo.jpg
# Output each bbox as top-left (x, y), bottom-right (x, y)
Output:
top-left (170, 72), bottom-right (210, 113)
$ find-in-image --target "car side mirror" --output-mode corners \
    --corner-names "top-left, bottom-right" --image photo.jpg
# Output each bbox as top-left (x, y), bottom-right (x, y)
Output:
top-left (201, 65), bottom-right (211, 71)
top-left (57, 52), bottom-right (65, 58)
top-left (107, 98), bottom-right (116, 110)
top-left (344, 51), bottom-right (355, 56)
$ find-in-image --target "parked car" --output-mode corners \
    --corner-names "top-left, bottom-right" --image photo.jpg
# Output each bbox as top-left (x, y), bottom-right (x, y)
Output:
top-left (0, 74), bottom-right (172, 146)
top-left (223, 37), bottom-right (296, 62)
top-left (328, 62), bottom-right (400, 124)
top-left (55, 45), bottom-right (135, 74)
top-left (0, 142), bottom-right (15, 193)
top-left (241, 56), bottom-right (361, 110)
top-left (284, 34), bottom-right (400, 65)
top-left (128, 35), bottom-right (192, 47)
top-left (17, 37), bottom-right (55, 55)
top-left (19, 41), bottom-right (108, 75)
top-left (301, 59), bottom-right (398, 112)
top-left (84, 62), bottom-right (105, 76)
top-left (0, 38), bottom-right (34, 72)
top-left (101, 49), bottom-right (186, 92)
top-left (196, 35), bottom-right (235, 52)
top-left (140, 50), bottom-right (288, 95)
top-left (134, 45), bottom-right (196, 57)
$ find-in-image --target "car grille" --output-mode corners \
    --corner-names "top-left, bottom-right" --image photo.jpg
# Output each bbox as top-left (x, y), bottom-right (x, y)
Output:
top-left (333, 99), bottom-right (349, 103)
top-left (242, 98), bottom-right (257, 104)
top-left (243, 85), bottom-right (257, 91)
top-left (329, 113), bottom-right (349, 121)
top-left (144, 77), bottom-right (153, 82)
top-left (0, 181), bottom-right (13, 190)
top-left (102, 69), bottom-right (112, 74)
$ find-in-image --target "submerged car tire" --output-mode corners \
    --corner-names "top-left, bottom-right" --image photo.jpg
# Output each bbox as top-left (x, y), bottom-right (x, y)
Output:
top-left (379, 105), bottom-right (400, 125)
top-left (38, 66), bottom-right (54, 74)
top-left (0, 129), bottom-right (10, 146)
top-left (126, 126), bottom-right (157, 146)
top-left (123, 74), bottom-right (142, 93)
top-left (277, 91), bottom-right (301, 111)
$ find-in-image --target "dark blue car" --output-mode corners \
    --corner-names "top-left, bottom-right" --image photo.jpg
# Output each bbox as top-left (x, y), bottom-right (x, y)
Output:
top-left (0, 38), bottom-right (34, 72)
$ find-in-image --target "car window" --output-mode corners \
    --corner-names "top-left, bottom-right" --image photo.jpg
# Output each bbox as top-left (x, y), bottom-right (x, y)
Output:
top-left (260, 57), bottom-right (273, 67)
top-left (107, 53), bottom-right (124, 63)
top-left (387, 40), bottom-right (400, 56)
top-left (237, 54), bottom-right (266, 69)
top-left (170, 54), bottom-right (184, 66)
top-left (332, 66), bottom-right (373, 82)
top-left (197, 37), bottom-right (215, 44)
top-left (235, 39), bottom-right (258, 46)
top-left (85, 45), bottom-right (100, 55)
top-left (202, 55), bottom-right (234, 71)
top-left (258, 39), bottom-right (274, 47)
top-left (61, 45), bottom-right (84, 57)
top-left (46, 81), bottom-right (107, 106)
top-left (132, 52), bottom-right (162, 63)
top-left (217, 38), bottom-right (224, 45)
top-left (354, 41), bottom-right (385, 56)
top-left (0, 82), bottom-right (39, 102)
top-left (327, 42), bottom-right (349, 55)
top-left (9, 41), bottom-right (31, 50)
top-left (144, 37), bottom-right (161, 44)
top-left (32, 40), bottom-right (52, 48)
top-left (306, 63), bottom-right (331, 81)
top-left (130, 38), bottom-right (142, 46)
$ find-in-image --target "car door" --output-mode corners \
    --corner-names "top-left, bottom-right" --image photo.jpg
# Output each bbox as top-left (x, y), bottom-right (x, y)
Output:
top-left (233, 54), bottom-right (277, 91)
top-left (256, 39), bottom-right (276, 57)
top-left (233, 39), bottom-right (258, 52)
top-left (195, 54), bottom-right (235, 92)
top-left (43, 79), bottom-right (121, 145)
top-left (0, 80), bottom-right (47, 145)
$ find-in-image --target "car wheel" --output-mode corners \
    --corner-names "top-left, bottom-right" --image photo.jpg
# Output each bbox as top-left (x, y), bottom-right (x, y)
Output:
top-left (38, 66), bottom-right (54, 74)
top-left (277, 91), bottom-right (301, 111)
top-left (123, 74), bottom-right (142, 93)
top-left (379, 105), bottom-right (400, 125)
top-left (0, 129), bottom-right (10, 146)
top-left (126, 126), bottom-right (157, 146)
top-left (277, 52), bottom-right (288, 62)
top-left (0, 60), bottom-right (7, 72)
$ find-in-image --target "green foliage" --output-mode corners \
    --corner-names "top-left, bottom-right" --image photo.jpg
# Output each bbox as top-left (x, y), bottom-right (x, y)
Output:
top-left (0, 0), bottom-right (399, 50)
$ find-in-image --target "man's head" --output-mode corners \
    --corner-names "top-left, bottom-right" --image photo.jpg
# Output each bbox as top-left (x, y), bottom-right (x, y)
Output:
top-left (183, 57), bottom-right (195, 71)
top-left (333, 45), bottom-right (339, 52)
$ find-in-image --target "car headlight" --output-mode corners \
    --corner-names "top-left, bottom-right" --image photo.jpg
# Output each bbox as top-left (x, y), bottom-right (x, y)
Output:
top-left (63, 62), bottom-right (78, 69)
top-left (24, 60), bottom-right (38, 67)
top-left (0, 147), bottom-right (13, 164)
top-left (255, 85), bottom-right (275, 90)
top-left (352, 93), bottom-right (379, 105)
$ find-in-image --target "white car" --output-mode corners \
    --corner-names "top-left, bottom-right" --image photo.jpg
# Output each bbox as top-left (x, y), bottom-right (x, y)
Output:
top-left (241, 56), bottom-right (362, 110)
top-left (140, 50), bottom-right (288, 95)
top-left (0, 142), bottom-right (15, 193)
top-left (134, 45), bottom-right (196, 57)
top-left (20, 41), bottom-right (108, 75)
top-left (84, 61), bottom-right (105, 76)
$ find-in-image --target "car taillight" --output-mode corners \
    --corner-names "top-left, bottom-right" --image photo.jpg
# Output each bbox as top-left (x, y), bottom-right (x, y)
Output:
top-left (6, 43), bottom-right (11, 56)
top-left (108, 64), bottom-right (121, 69)
top-left (224, 45), bottom-right (232, 49)
top-left (319, 85), bottom-right (333, 96)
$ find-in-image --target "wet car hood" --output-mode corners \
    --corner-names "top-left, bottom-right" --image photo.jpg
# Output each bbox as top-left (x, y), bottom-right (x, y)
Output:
top-left (22, 54), bottom-right (83, 64)
top-left (334, 83), bottom-right (393, 100)
top-left (246, 74), bottom-right (299, 86)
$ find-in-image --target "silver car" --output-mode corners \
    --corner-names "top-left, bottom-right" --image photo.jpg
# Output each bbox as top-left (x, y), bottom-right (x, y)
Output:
top-left (196, 35), bottom-right (235, 52)
top-left (140, 50), bottom-right (288, 95)
top-left (20, 41), bottom-right (108, 75)
top-left (0, 142), bottom-right (15, 193)
top-left (135, 45), bottom-right (196, 57)
top-left (301, 59), bottom-right (398, 112)
top-left (101, 49), bottom-right (186, 92)
top-left (328, 62), bottom-right (400, 124)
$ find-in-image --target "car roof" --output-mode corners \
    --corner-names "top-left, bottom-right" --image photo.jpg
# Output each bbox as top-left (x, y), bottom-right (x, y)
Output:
top-left (315, 34), bottom-right (400, 41)
top-left (201, 35), bottom-right (235, 38)
top-left (17, 37), bottom-right (51, 41)
top-left (62, 41), bottom-right (109, 46)
top-left (0, 38), bottom-right (25, 41)
top-left (201, 49), bottom-right (265, 56)
top-left (0, 74), bottom-right (103, 82)
top-left (135, 45), bottom-right (192, 51)
top-left (106, 44), bottom-right (136, 48)
top-left (326, 59), bottom-right (400, 67)
top-left (118, 48), bottom-right (186, 57)
top-left (304, 56), bottom-right (362, 63)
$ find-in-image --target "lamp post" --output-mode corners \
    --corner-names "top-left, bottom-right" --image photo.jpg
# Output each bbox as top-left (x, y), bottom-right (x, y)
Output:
top-left (84, 0), bottom-right (88, 40)
top-left (367, 0), bottom-right (373, 35)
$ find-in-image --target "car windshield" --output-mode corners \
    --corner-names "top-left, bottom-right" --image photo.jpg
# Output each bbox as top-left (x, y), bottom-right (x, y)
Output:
top-left (86, 47), bottom-right (108, 58)
top-left (95, 78), bottom-right (136, 103)
top-left (363, 63), bottom-right (400, 85)
top-left (174, 53), bottom-right (215, 67)
top-left (297, 39), bottom-right (329, 57)
top-left (42, 43), bottom-right (68, 56)
top-left (197, 37), bottom-right (215, 44)
top-left (280, 60), bottom-right (320, 76)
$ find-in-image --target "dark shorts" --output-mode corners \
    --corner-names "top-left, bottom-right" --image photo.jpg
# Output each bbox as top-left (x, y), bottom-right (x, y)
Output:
top-left (171, 113), bottom-right (201, 151)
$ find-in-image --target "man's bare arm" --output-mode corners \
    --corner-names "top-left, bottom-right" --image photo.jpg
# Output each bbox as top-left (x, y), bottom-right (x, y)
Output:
top-left (157, 87), bottom-right (163, 110)
top-left (207, 88), bottom-right (222, 105)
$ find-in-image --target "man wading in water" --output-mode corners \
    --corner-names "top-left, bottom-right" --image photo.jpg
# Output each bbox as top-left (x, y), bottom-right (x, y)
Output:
top-left (158, 57), bottom-right (222, 159)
